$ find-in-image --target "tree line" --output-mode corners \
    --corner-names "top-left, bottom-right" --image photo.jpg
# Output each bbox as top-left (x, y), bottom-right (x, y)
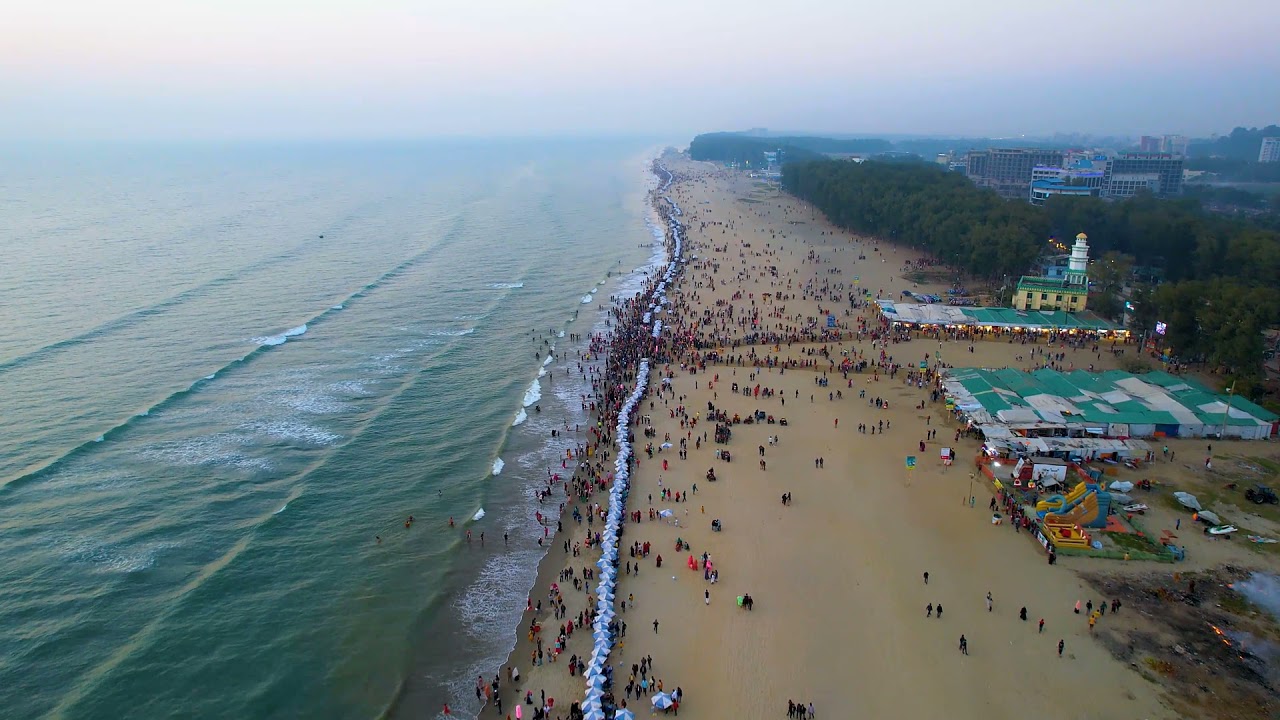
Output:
top-left (781, 159), bottom-right (1280, 382)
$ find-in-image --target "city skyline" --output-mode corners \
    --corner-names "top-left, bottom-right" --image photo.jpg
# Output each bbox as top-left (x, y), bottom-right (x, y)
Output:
top-left (3, 0), bottom-right (1278, 141)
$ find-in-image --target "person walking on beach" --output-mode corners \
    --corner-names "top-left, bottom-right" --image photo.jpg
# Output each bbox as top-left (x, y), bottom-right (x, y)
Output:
top-left (1058, 639), bottom-right (1065, 657)
top-left (653, 619), bottom-right (659, 633)
top-left (1019, 607), bottom-right (1027, 621)
top-left (958, 635), bottom-right (968, 655)
top-left (923, 571), bottom-right (929, 585)
top-left (936, 603), bottom-right (943, 619)
top-left (926, 603), bottom-right (933, 617)
top-left (986, 592), bottom-right (993, 612)
top-left (705, 589), bottom-right (710, 605)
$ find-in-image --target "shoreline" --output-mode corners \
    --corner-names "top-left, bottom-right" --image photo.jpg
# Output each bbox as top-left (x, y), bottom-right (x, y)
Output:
top-left (462, 156), bottom-right (682, 719)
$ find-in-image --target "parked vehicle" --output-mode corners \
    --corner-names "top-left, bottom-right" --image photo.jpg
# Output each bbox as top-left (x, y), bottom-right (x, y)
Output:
top-left (1246, 485), bottom-right (1279, 505)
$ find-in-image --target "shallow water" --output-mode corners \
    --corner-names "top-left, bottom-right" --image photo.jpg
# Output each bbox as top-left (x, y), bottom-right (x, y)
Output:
top-left (0, 138), bottom-right (667, 719)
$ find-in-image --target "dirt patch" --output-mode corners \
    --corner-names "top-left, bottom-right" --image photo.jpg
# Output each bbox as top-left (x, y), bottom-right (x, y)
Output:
top-left (1082, 567), bottom-right (1280, 720)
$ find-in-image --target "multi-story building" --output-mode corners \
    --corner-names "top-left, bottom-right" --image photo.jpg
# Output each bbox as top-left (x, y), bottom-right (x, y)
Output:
top-left (1160, 135), bottom-right (1189, 156)
top-left (1260, 137), bottom-right (1280, 163)
top-left (1138, 135), bottom-right (1188, 155)
top-left (1103, 152), bottom-right (1183, 198)
top-left (965, 148), bottom-right (1065, 199)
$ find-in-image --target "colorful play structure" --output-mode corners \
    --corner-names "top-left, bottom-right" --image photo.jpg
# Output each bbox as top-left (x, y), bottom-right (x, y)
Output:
top-left (1035, 481), bottom-right (1112, 529)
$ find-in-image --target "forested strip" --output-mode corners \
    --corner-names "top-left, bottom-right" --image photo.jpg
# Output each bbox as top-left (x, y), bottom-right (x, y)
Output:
top-left (782, 159), bottom-right (1280, 383)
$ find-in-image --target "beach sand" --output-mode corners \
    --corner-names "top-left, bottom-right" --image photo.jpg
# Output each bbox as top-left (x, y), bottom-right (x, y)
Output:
top-left (488, 154), bottom-right (1177, 720)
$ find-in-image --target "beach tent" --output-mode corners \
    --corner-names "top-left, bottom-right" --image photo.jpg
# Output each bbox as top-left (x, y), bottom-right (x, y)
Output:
top-left (1109, 481), bottom-right (1134, 492)
top-left (1197, 510), bottom-right (1222, 525)
top-left (1174, 492), bottom-right (1201, 511)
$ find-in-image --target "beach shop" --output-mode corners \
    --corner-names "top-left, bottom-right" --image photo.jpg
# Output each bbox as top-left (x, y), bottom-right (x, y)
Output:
top-left (941, 367), bottom-right (1277, 442)
top-left (876, 299), bottom-right (1128, 340)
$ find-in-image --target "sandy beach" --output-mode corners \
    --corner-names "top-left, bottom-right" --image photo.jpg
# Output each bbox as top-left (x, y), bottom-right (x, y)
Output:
top-left (484, 152), bottom-right (1193, 720)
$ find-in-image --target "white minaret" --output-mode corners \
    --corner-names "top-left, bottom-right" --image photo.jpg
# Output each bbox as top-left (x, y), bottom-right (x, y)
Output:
top-left (1066, 233), bottom-right (1089, 286)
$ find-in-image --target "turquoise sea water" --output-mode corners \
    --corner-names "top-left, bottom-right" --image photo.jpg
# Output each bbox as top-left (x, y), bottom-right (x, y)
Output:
top-left (0, 139), bottom-right (665, 719)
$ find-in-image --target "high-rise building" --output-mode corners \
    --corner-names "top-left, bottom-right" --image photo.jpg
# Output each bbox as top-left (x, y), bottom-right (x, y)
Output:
top-left (964, 148), bottom-right (1065, 198)
top-left (1138, 136), bottom-right (1161, 152)
top-left (1260, 137), bottom-right (1280, 163)
top-left (1104, 153), bottom-right (1183, 198)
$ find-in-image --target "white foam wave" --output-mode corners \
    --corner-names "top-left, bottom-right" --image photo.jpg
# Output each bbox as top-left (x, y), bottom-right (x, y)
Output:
top-left (205, 374), bottom-right (216, 380)
top-left (490, 282), bottom-right (524, 289)
top-left (522, 379), bottom-right (542, 407)
top-left (95, 436), bottom-right (105, 442)
top-left (274, 503), bottom-right (288, 514)
top-left (591, 287), bottom-right (598, 294)
top-left (580, 295), bottom-right (592, 304)
top-left (558, 330), bottom-right (565, 338)
top-left (254, 324), bottom-right (308, 347)
top-left (512, 408), bottom-right (528, 426)
top-left (428, 328), bottom-right (476, 337)
top-left (472, 508), bottom-right (486, 521)
top-left (331, 304), bottom-right (344, 310)
top-left (542, 355), bottom-right (553, 366)
top-left (491, 458), bottom-right (505, 475)
top-left (247, 420), bottom-right (341, 445)
top-left (537, 367), bottom-right (547, 378)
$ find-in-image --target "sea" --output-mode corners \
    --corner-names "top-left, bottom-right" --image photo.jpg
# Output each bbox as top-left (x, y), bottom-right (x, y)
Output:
top-left (0, 138), bottom-right (671, 719)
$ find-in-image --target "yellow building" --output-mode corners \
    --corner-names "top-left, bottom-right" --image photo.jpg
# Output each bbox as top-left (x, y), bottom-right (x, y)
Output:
top-left (1014, 232), bottom-right (1090, 312)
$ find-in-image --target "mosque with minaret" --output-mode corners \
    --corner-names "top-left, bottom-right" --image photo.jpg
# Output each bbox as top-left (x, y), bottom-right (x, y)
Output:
top-left (1014, 233), bottom-right (1091, 312)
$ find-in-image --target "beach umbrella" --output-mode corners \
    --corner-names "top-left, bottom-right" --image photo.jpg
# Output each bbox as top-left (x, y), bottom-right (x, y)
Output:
top-left (651, 693), bottom-right (674, 710)
top-left (615, 709), bottom-right (636, 720)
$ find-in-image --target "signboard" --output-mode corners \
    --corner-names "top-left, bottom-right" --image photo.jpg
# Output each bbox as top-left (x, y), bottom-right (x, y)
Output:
top-left (906, 456), bottom-right (917, 470)
top-left (941, 447), bottom-right (953, 459)
top-left (827, 314), bottom-right (836, 328)
top-left (1154, 321), bottom-right (1167, 336)
top-left (919, 361), bottom-right (928, 368)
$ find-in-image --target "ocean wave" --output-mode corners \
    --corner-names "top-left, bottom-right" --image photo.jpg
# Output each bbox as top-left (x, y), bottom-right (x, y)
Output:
top-left (489, 282), bottom-right (524, 289)
top-left (245, 420), bottom-right (341, 446)
top-left (512, 408), bottom-right (527, 426)
top-left (542, 355), bottom-right (553, 366)
top-left (253, 324), bottom-right (308, 347)
top-left (537, 367), bottom-right (546, 378)
top-left (558, 330), bottom-right (565, 338)
top-left (580, 295), bottom-right (592, 304)
top-left (428, 328), bottom-right (476, 337)
top-left (521, 379), bottom-right (541, 407)
top-left (491, 458), bottom-right (505, 476)
top-left (472, 508), bottom-right (486, 521)
top-left (139, 434), bottom-right (270, 472)
top-left (57, 536), bottom-right (179, 574)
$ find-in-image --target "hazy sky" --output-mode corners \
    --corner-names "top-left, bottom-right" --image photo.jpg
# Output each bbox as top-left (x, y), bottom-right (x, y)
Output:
top-left (3, 0), bottom-right (1277, 140)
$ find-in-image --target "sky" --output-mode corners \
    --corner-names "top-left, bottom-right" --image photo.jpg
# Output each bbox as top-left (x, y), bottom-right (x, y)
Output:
top-left (2, 0), bottom-right (1277, 141)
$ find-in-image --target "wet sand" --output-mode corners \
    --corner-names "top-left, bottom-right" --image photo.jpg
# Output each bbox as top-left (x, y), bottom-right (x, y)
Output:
top-left (488, 154), bottom-right (1175, 720)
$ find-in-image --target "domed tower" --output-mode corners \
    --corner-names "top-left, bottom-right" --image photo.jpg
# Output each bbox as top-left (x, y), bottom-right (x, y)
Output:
top-left (1066, 232), bottom-right (1089, 287)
